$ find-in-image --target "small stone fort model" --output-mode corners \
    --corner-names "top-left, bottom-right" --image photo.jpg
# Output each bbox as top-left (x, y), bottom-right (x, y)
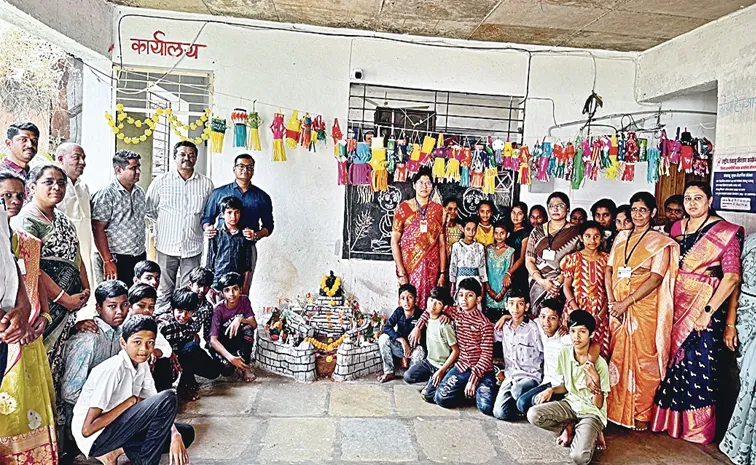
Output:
top-left (255, 272), bottom-right (386, 382)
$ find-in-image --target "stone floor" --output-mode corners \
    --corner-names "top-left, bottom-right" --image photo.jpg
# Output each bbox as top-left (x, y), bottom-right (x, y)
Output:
top-left (76, 372), bottom-right (732, 465)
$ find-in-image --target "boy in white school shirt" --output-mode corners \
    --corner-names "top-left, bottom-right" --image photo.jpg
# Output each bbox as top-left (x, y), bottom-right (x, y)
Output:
top-left (72, 315), bottom-right (194, 465)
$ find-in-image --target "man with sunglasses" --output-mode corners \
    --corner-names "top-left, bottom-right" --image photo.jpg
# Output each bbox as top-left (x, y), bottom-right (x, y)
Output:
top-left (201, 154), bottom-right (274, 292)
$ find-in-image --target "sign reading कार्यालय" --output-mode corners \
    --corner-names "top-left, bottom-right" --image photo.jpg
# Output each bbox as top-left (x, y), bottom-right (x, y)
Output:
top-left (129, 30), bottom-right (206, 59)
top-left (712, 151), bottom-right (756, 213)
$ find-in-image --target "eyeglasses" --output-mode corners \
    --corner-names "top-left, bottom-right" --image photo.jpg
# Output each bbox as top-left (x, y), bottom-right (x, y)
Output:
top-left (548, 203), bottom-right (566, 210)
top-left (39, 180), bottom-right (66, 187)
top-left (235, 164), bottom-right (255, 172)
top-left (630, 207), bottom-right (650, 214)
top-left (416, 181), bottom-right (433, 187)
top-left (0, 192), bottom-right (24, 201)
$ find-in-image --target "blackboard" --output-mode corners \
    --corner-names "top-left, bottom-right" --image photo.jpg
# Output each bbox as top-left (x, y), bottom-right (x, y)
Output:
top-left (342, 170), bottom-right (519, 261)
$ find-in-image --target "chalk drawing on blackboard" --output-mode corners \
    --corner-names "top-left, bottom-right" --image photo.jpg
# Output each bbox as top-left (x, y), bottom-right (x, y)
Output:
top-left (376, 185), bottom-right (402, 212)
top-left (356, 185), bottom-right (373, 204)
top-left (352, 209), bottom-right (374, 249)
top-left (371, 185), bottom-right (401, 253)
top-left (461, 188), bottom-right (487, 217)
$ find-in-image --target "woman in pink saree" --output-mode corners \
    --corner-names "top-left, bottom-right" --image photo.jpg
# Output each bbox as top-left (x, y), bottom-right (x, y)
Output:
top-left (391, 167), bottom-right (446, 309)
top-left (652, 182), bottom-right (743, 444)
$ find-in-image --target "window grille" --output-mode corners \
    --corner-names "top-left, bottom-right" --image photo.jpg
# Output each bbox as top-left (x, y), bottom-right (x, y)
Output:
top-left (115, 68), bottom-right (213, 178)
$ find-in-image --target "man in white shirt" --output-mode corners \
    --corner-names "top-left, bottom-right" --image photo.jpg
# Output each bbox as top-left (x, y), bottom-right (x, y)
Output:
top-left (146, 141), bottom-right (213, 313)
top-left (56, 143), bottom-right (96, 316)
top-left (72, 315), bottom-right (193, 465)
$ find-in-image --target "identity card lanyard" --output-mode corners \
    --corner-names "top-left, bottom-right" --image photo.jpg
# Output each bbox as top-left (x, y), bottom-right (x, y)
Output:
top-left (619, 227), bottom-right (650, 279)
top-left (542, 221), bottom-right (566, 262)
top-left (416, 198), bottom-right (429, 233)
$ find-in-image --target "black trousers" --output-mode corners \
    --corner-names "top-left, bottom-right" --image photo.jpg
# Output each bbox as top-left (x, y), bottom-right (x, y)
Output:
top-left (89, 390), bottom-right (194, 465)
top-left (152, 357), bottom-right (174, 392)
top-left (114, 252), bottom-right (147, 285)
top-left (177, 341), bottom-right (227, 385)
top-left (210, 325), bottom-right (255, 373)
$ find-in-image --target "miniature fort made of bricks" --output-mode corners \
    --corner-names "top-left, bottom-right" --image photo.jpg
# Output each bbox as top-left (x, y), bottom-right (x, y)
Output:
top-left (255, 294), bottom-right (385, 383)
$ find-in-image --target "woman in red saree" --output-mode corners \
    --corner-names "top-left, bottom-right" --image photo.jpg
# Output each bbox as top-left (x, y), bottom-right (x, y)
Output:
top-left (652, 182), bottom-right (743, 444)
top-left (605, 191), bottom-right (679, 431)
top-left (391, 167), bottom-right (446, 309)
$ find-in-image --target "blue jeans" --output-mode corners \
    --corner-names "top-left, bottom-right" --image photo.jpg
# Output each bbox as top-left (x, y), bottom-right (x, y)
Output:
top-left (404, 359), bottom-right (436, 384)
top-left (433, 366), bottom-right (498, 416)
top-left (516, 382), bottom-right (565, 414)
top-left (493, 377), bottom-right (540, 420)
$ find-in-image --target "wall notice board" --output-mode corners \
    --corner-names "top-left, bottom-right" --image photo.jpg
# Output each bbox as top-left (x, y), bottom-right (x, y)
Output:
top-left (712, 151), bottom-right (756, 214)
top-left (342, 170), bottom-right (519, 261)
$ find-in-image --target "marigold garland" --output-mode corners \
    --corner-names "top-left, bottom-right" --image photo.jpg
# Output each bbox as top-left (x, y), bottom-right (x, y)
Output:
top-left (105, 104), bottom-right (212, 146)
top-left (320, 275), bottom-right (342, 297)
top-left (304, 334), bottom-right (347, 352)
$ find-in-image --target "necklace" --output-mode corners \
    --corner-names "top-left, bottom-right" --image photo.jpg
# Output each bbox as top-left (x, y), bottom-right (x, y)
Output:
top-left (494, 243), bottom-right (507, 250)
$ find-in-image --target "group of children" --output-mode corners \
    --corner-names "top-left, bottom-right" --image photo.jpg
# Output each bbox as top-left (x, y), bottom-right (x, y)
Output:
top-left (58, 260), bottom-right (258, 464)
top-left (378, 279), bottom-right (610, 465)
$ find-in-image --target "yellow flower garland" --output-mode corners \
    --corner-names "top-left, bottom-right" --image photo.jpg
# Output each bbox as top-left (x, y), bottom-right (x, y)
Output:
top-left (105, 104), bottom-right (212, 146)
top-left (304, 334), bottom-right (347, 352)
top-left (320, 275), bottom-right (342, 297)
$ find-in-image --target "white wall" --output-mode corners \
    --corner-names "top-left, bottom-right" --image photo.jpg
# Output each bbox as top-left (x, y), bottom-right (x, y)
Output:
top-left (106, 7), bottom-right (696, 310)
top-left (637, 4), bottom-right (756, 232)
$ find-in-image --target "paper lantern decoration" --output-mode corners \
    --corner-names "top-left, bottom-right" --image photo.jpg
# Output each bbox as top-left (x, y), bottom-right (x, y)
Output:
top-left (232, 108), bottom-right (248, 148)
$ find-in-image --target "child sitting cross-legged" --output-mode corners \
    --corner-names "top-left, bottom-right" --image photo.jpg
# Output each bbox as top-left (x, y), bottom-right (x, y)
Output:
top-left (516, 299), bottom-right (571, 415)
top-left (127, 284), bottom-right (176, 392)
top-left (493, 288), bottom-right (543, 420)
top-left (377, 283), bottom-right (426, 383)
top-left (209, 272), bottom-right (257, 383)
top-left (527, 310), bottom-right (610, 465)
top-left (156, 287), bottom-right (226, 402)
top-left (402, 286), bottom-right (459, 403)
top-left (410, 277), bottom-right (497, 415)
top-left (133, 260), bottom-right (161, 290)
top-left (72, 315), bottom-right (194, 465)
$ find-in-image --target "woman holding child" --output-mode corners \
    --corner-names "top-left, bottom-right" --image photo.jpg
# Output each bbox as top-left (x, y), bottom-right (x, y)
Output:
top-left (605, 191), bottom-right (678, 432)
top-left (0, 170), bottom-right (57, 464)
top-left (525, 192), bottom-right (580, 312)
top-left (652, 182), bottom-right (743, 444)
top-left (391, 167), bottom-right (446, 309)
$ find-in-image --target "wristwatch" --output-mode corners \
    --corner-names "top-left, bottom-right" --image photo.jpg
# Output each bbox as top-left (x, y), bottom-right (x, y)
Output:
top-left (704, 305), bottom-right (712, 314)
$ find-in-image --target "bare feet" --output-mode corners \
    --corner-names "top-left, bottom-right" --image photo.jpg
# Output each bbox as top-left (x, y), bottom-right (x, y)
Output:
top-left (634, 420), bottom-right (649, 432)
top-left (557, 423), bottom-right (575, 447)
top-left (596, 431), bottom-right (607, 451)
top-left (96, 448), bottom-right (124, 465)
top-left (378, 373), bottom-right (395, 383)
top-left (241, 367), bottom-right (256, 383)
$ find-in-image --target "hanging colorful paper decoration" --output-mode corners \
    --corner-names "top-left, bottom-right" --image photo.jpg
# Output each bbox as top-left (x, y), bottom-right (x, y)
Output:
top-left (270, 112), bottom-right (286, 162)
top-left (669, 127), bottom-right (682, 164)
top-left (407, 142), bottom-right (421, 175)
top-left (622, 132), bottom-right (639, 182)
top-left (395, 139), bottom-right (408, 182)
top-left (571, 139), bottom-right (584, 190)
top-left (647, 147), bottom-right (661, 183)
top-left (314, 115), bottom-right (327, 144)
top-left (210, 117), bottom-right (227, 153)
top-left (444, 146), bottom-right (461, 183)
top-left (535, 140), bottom-right (550, 182)
top-left (370, 136), bottom-right (388, 192)
top-left (483, 155), bottom-right (497, 195)
top-left (300, 113), bottom-right (313, 149)
top-left (231, 108), bottom-right (248, 148)
top-left (348, 142), bottom-right (372, 186)
top-left (335, 141), bottom-right (348, 185)
top-left (331, 118), bottom-right (343, 144)
top-left (386, 138), bottom-right (397, 175)
top-left (459, 147), bottom-right (472, 187)
top-left (470, 146), bottom-right (485, 189)
top-left (679, 127), bottom-right (694, 173)
top-left (247, 112), bottom-right (263, 151)
top-left (518, 144), bottom-right (531, 185)
top-left (285, 111), bottom-right (301, 149)
top-left (432, 147), bottom-right (446, 181)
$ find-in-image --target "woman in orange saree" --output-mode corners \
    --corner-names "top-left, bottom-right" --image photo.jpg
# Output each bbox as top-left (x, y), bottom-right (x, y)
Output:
top-left (605, 192), bottom-right (679, 431)
top-left (652, 182), bottom-right (743, 444)
top-left (391, 167), bottom-right (446, 309)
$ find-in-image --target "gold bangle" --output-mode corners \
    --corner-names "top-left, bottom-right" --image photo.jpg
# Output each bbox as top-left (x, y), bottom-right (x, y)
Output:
top-left (631, 295), bottom-right (637, 305)
top-left (727, 324), bottom-right (736, 329)
top-left (41, 312), bottom-right (53, 324)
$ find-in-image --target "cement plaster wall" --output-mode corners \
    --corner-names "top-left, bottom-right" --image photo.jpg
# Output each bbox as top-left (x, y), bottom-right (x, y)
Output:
top-left (637, 4), bottom-right (756, 232)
